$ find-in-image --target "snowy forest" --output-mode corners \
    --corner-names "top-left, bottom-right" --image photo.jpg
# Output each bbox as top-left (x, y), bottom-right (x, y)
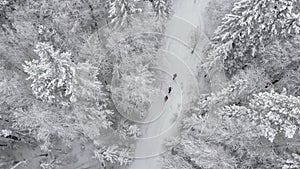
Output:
top-left (1, 0), bottom-right (300, 169)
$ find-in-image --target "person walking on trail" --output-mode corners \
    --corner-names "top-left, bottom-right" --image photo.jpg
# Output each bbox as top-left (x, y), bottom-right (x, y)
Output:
top-left (164, 95), bottom-right (168, 102)
top-left (172, 73), bottom-right (177, 80)
top-left (168, 87), bottom-right (172, 94)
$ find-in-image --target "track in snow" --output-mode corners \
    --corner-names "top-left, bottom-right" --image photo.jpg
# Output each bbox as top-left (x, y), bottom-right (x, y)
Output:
top-left (129, 0), bottom-right (211, 169)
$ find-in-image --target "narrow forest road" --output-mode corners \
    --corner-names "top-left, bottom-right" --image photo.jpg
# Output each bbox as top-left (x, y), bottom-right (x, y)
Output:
top-left (129, 0), bottom-right (211, 169)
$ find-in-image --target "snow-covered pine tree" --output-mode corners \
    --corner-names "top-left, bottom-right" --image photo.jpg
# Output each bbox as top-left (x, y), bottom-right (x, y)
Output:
top-left (115, 119), bottom-right (141, 139)
top-left (162, 109), bottom-right (267, 169)
top-left (23, 42), bottom-right (75, 104)
top-left (94, 145), bottom-right (132, 167)
top-left (106, 0), bottom-right (142, 28)
top-left (203, 69), bottom-right (269, 111)
top-left (221, 89), bottom-right (300, 142)
top-left (98, 56), bottom-right (114, 85)
top-left (162, 92), bottom-right (300, 168)
top-left (152, 0), bottom-right (172, 20)
top-left (279, 67), bottom-right (300, 96)
top-left (210, 0), bottom-right (300, 76)
top-left (0, 0), bottom-right (9, 6)
top-left (280, 153), bottom-right (300, 169)
top-left (204, 0), bottom-right (239, 37)
top-left (11, 98), bottom-right (79, 151)
top-left (113, 63), bottom-right (156, 120)
top-left (71, 62), bottom-right (114, 146)
top-left (258, 36), bottom-right (300, 96)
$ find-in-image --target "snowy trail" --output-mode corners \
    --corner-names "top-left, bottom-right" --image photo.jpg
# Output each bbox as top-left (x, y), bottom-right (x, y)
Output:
top-left (129, 0), bottom-right (210, 169)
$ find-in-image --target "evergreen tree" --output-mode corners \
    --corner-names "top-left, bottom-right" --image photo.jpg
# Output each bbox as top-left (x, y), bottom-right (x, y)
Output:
top-left (204, 0), bottom-right (239, 37)
top-left (71, 62), bottom-right (115, 146)
top-left (257, 36), bottom-right (300, 96)
top-left (163, 88), bottom-right (300, 169)
top-left (162, 106), bottom-right (273, 169)
top-left (152, 0), bottom-right (172, 20)
top-left (113, 63), bottom-right (156, 120)
top-left (12, 103), bottom-right (78, 151)
top-left (209, 0), bottom-right (300, 76)
top-left (94, 145), bottom-right (132, 167)
top-left (23, 42), bottom-right (75, 104)
top-left (115, 119), bottom-right (141, 139)
top-left (222, 89), bottom-right (300, 142)
top-left (106, 0), bottom-right (142, 28)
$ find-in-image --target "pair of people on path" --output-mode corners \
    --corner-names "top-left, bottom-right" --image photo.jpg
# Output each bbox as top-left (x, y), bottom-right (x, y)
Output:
top-left (164, 73), bottom-right (177, 102)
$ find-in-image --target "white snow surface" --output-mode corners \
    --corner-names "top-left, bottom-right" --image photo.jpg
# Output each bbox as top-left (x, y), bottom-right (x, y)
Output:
top-left (129, 0), bottom-right (211, 169)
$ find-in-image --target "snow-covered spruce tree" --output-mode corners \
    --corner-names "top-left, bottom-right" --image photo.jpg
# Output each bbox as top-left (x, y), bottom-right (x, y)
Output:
top-left (0, 59), bottom-right (34, 111)
top-left (113, 63), bottom-right (155, 120)
top-left (161, 68), bottom-right (297, 168)
top-left (201, 68), bottom-right (270, 114)
top-left (94, 145), bottom-right (132, 167)
top-left (71, 62), bottom-right (114, 146)
top-left (3, 0), bottom-right (107, 66)
top-left (107, 33), bottom-right (160, 120)
top-left (152, 0), bottom-right (172, 20)
top-left (279, 67), bottom-right (300, 96)
top-left (162, 88), bottom-right (300, 168)
top-left (258, 35), bottom-right (300, 96)
top-left (162, 109), bottom-right (282, 169)
top-left (23, 42), bottom-right (75, 104)
top-left (221, 89), bottom-right (300, 143)
top-left (71, 63), bottom-right (136, 166)
top-left (114, 119), bottom-right (141, 139)
top-left (209, 0), bottom-right (300, 76)
top-left (204, 0), bottom-right (239, 37)
top-left (279, 153), bottom-right (300, 169)
top-left (98, 56), bottom-right (114, 85)
top-left (12, 103), bottom-right (78, 151)
top-left (258, 36), bottom-right (300, 80)
top-left (185, 67), bottom-right (269, 127)
top-left (106, 0), bottom-right (142, 28)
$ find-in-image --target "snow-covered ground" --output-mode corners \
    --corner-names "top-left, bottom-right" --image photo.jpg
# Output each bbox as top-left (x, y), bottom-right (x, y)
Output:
top-left (129, 0), bottom-right (211, 168)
